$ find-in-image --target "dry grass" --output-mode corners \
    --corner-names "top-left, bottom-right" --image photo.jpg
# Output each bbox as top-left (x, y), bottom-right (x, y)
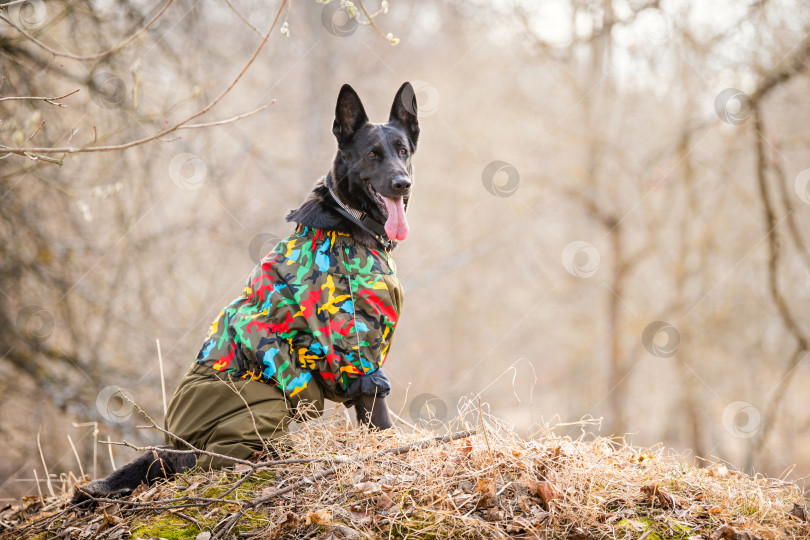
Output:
top-left (1, 405), bottom-right (807, 540)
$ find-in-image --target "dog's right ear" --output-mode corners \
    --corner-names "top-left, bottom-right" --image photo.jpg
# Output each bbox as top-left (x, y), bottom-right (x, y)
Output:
top-left (333, 84), bottom-right (369, 144)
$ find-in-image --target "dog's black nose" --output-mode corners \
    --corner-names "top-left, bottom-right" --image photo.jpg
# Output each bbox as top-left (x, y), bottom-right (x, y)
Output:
top-left (392, 177), bottom-right (412, 192)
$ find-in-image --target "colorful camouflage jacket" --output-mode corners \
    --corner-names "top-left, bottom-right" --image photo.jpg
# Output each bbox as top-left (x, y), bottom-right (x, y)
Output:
top-left (195, 226), bottom-right (402, 400)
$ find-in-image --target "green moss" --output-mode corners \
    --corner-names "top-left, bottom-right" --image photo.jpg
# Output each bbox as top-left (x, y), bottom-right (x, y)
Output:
top-left (201, 485), bottom-right (227, 498)
top-left (128, 498), bottom-right (269, 539)
top-left (379, 510), bottom-right (474, 540)
top-left (131, 514), bottom-right (199, 540)
top-left (200, 471), bottom-right (276, 499)
top-left (617, 518), bottom-right (660, 537)
top-left (616, 516), bottom-right (694, 540)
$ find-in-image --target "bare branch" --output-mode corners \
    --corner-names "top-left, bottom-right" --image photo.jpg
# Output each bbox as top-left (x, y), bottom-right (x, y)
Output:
top-left (0, 88), bottom-right (79, 106)
top-left (751, 34), bottom-right (810, 102)
top-left (221, 0), bottom-right (263, 38)
top-left (177, 99), bottom-right (276, 130)
top-left (356, 0), bottom-right (396, 43)
top-left (0, 0), bottom-right (288, 159)
top-left (0, 0), bottom-right (175, 62)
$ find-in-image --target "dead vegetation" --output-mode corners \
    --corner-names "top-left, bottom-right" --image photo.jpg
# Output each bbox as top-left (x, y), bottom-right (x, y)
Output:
top-left (2, 408), bottom-right (808, 540)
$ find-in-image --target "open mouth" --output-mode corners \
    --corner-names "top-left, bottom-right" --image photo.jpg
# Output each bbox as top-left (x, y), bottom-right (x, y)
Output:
top-left (369, 185), bottom-right (388, 215)
top-left (368, 185), bottom-right (409, 242)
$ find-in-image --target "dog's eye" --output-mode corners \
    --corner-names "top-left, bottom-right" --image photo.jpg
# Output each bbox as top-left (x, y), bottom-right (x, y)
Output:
top-left (368, 151), bottom-right (376, 159)
top-left (399, 148), bottom-right (408, 158)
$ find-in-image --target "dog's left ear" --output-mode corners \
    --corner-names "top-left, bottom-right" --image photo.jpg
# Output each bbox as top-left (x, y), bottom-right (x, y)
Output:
top-left (389, 82), bottom-right (420, 150)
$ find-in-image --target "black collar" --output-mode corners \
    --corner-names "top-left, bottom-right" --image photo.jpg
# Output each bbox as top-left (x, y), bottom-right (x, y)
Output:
top-left (326, 178), bottom-right (392, 251)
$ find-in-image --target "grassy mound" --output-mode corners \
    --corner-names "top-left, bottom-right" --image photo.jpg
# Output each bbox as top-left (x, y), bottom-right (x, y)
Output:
top-left (1, 410), bottom-right (807, 539)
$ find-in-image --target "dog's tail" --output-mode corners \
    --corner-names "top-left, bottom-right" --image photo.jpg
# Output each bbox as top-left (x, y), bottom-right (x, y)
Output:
top-left (71, 448), bottom-right (196, 506)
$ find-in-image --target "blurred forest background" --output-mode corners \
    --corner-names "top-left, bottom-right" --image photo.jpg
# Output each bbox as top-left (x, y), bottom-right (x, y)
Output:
top-left (2, 0), bottom-right (810, 500)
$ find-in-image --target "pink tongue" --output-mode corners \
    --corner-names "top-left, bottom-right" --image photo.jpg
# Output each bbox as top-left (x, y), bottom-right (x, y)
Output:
top-left (381, 196), bottom-right (409, 241)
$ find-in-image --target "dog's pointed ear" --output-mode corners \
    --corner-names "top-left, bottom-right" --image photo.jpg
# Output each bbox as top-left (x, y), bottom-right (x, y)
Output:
top-left (389, 82), bottom-right (419, 150)
top-left (333, 84), bottom-right (369, 144)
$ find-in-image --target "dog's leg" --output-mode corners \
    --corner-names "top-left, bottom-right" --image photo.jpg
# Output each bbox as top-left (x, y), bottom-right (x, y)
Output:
top-left (71, 449), bottom-right (196, 505)
top-left (354, 394), bottom-right (393, 430)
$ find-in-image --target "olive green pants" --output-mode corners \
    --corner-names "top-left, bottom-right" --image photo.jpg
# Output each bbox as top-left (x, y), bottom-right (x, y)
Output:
top-left (164, 364), bottom-right (337, 470)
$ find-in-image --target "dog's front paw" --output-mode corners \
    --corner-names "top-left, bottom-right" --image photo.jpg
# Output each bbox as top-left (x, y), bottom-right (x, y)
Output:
top-left (354, 394), bottom-right (393, 430)
top-left (345, 368), bottom-right (391, 400)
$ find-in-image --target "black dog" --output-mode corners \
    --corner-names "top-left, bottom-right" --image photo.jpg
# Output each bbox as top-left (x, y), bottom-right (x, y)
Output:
top-left (288, 82), bottom-right (418, 247)
top-left (72, 83), bottom-right (419, 505)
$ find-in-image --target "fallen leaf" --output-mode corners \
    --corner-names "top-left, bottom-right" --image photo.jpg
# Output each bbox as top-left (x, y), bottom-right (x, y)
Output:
top-left (457, 439), bottom-right (474, 460)
top-left (459, 480), bottom-right (474, 493)
top-left (520, 474), bottom-right (562, 509)
top-left (130, 483), bottom-right (150, 499)
top-left (380, 473), bottom-right (417, 489)
top-left (277, 511), bottom-right (301, 529)
top-left (567, 527), bottom-right (594, 539)
top-left (536, 481), bottom-right (562, 508)
top-left (351, 471), bottom-right (366, 483)
top-left (505, 523), bottom-right (526, 534)
top-left (709, 524), bottom-right (761, 540)
top-left (789, 502), bottom-right (808, 521)
top-left (519, 474), bottom-right (542, 494)
top-left (324, 524), bottom-right (362, 539)
top-left (475, 477), bottom-right (497, 508)
top-left (349, 508), bottom-right (375, 526)
top-left (484, 507), bottom-right (503, 521)
top-left (451, 491), bottom-right (474, 508)
top-left (707, 461), bottom-right (730, 479)
top-left (526, 525), bottom-right (549, 539)
top-left (305, 508), bottom-right (333, 526)
top-left (354, 481), bottom-right (382, 494)
top-left (641, 484), bottom-right (675, 510)
top-left (630, 451), bottom-right (656, 464)
top-left (377, 492), bottom-right (395, 511)
top-left (476, 477), bottom-right (496, 496)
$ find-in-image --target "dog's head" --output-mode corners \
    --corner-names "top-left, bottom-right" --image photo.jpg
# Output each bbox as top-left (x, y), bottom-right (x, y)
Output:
top-left (331, 82), bottom-right (419, 242)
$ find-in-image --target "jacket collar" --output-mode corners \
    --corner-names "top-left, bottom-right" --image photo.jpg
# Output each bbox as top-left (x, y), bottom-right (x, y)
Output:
top-left (325, 175), bottom-right (393, 251)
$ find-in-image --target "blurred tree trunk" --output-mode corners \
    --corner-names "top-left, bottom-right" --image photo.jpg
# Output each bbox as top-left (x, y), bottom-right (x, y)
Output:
top-left (584, 0), bottom-right (630, 436)
top-left (605, 221), bottom-right (627, 435)
top-left (672, 122), bottom-right (707, 459)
